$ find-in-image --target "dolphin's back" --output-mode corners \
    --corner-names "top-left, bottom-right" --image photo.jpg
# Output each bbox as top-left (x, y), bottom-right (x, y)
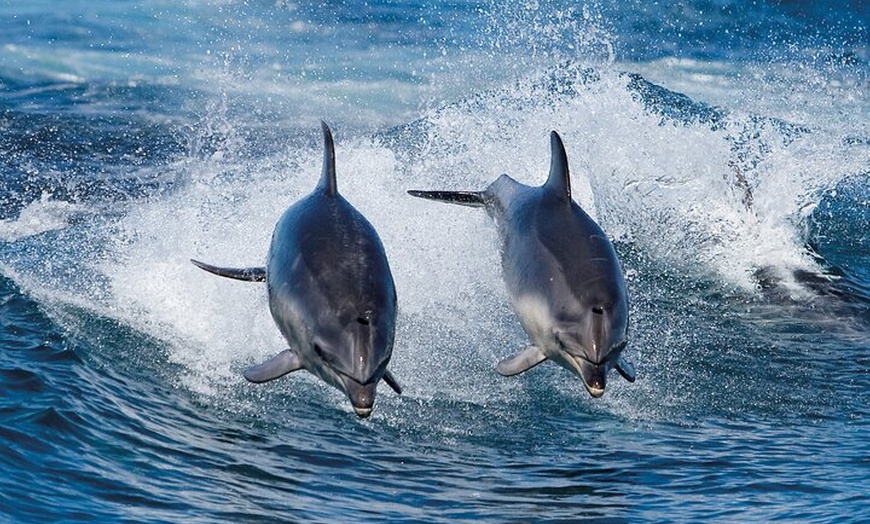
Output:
top-left (267, 182), bottom-right (396, 384)
top-left (503, 191), bottom-right (618, 290)
top-left (520, 132), bottom-right (625, 315)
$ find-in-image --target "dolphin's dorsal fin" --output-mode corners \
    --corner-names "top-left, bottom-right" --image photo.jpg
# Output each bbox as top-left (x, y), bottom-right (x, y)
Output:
top-left (318, 120), bottom-right (338, 197)
top-left (543, 130), bottom-right (571, 201)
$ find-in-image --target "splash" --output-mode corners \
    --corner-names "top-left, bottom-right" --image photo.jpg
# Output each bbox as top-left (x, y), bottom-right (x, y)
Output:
top-left (0, 193), bottom-right (87, 242)
top-left (2, 57), bottom-right (861, 412)
top-left (391, 63), bottom-right (858, 291)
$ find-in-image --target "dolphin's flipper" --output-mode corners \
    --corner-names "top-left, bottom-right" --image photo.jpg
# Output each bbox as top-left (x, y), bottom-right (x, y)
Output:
top-left (383, 370), bottom-right (403, 395)
top-left (496, 346), bottom-right (547, 376)
top-left (615, 357), bottom-right (636, 382)
top-left (191, 259), bottom-right (267, 282)
top-left (407, 190), bottom-right (487, 208)
top-left (243, 349), bottom-right (303, 383)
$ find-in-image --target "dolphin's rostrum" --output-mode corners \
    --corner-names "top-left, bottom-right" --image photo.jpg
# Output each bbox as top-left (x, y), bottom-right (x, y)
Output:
top-left (192, 121), bottom-right (401, 417)
top-left (409, 131), bottom-right (635, 397)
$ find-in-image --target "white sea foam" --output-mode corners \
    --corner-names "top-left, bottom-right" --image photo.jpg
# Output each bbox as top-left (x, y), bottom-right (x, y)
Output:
top-left (0, 194), bottom-right (85, 242)
top-left (4, 61), bottom-right (859, 405)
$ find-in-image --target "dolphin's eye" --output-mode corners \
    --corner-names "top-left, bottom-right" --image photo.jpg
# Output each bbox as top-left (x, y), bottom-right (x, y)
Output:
top-left (313, 343), bottom-right (328, 359)
top-left (313, 344), bottom-right (338, 366)
top-left (592, 306), bottom-right (604, 315)
top-left (357, 310), bottom-right (373, 325)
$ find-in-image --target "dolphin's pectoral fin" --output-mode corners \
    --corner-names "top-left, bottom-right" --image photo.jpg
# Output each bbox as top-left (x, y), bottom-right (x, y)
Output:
top-left (243, 349), bottom-right (303, 383)
top-left (496, 346), bottom-right (547, 376)
top-left (615, 357), bottom-right (636, 382)
top-left (383, 370), bottom-right (402, 395)
top-left (191, 259), bottom-right (266, 282)
top-left (407, 190), bottom-right (487, 208)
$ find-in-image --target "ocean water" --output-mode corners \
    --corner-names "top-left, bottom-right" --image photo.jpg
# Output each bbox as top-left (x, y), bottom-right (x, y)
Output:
top-left (0, 1), bottom-right (867, 522)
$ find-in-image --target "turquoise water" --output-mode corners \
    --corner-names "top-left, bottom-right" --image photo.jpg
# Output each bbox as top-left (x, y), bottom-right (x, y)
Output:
top-left (1, 1), bottom-right (867, 522)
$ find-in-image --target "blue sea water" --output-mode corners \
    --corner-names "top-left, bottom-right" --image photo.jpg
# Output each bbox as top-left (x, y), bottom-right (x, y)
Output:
top-left (0, 1), bottom-right (868, 522)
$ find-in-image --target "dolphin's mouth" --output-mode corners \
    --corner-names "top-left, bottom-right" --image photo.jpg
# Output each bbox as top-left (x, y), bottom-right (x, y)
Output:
top-left (353, 406), bottom-right (373, 418)
top-left (340, 375), bottom-right (377, 418)
top-left (567, 353), bottom-right (609, 398)
top-left (581, 377), bottom-right (606, 398)
top-left (584, 383), bottom-right (605, 398)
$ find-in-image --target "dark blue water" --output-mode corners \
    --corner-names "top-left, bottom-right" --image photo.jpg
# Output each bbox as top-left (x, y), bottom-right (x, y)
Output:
top-left (1, 1), bottom-right (867, 522)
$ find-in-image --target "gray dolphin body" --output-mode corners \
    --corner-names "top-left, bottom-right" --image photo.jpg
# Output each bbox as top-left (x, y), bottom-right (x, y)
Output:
top-left (192, 122), bottom-right (401, 417)
top-left (409, 131), bottom-right (635, 397)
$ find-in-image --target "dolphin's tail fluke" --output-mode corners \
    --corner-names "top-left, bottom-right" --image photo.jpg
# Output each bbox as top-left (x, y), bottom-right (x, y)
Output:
top-left (407, 190), bottom-right (487, 208)
top-left (191, 259), bottom-right (267, 282)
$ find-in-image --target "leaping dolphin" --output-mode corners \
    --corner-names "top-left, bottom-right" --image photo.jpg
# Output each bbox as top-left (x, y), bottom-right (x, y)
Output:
top-left (408, 131), bottom-right (635, 397)
top-left (192, 121), bottom-right (401, 417)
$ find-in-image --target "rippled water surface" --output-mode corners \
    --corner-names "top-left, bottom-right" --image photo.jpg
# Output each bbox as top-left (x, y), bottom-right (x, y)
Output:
top-left (1, 1), bottom-right (867, 522)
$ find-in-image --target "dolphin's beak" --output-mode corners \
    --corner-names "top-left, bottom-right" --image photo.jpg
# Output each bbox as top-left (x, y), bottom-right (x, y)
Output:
top-left (343, 379), bottom-right (376, 418)
top-left (575, 358), bottom-right (607, 398)
top-left (353, 406), bottom-right (373, 418)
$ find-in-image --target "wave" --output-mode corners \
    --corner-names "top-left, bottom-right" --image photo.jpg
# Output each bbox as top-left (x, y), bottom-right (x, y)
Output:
top-left (0, 62), bottom-right (866, 420)
top-left (2, 4), bottom-right (867, 521)
top-left (383, 62), bottom-right (865, 292)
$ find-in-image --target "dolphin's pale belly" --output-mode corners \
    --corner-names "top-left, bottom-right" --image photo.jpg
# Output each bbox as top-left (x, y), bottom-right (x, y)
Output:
top-left (511, 293), bottom-right (560, 353)
top-left (510, 292), bottom-right (590, 372)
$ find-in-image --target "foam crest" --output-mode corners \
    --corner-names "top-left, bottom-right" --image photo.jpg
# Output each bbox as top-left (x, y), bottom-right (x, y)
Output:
top-left (388, 64), bottom-right (845, 293)
top-left (9, 61), bottom-right (858, 410)
top-left (96, 154), bottom-right (308, 393)
top-left (116, 69), bottom-right (853, 397)
top-left (99, 131), bottom-right (520, 399)
top-left (0, 194), bottom-right (86, 242)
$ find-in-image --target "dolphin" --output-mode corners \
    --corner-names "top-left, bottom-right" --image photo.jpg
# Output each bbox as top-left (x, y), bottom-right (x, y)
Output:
top-left (408, 131), bottom-right (635, 397)
top-left (192, 121), bottom-right (401, 417)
